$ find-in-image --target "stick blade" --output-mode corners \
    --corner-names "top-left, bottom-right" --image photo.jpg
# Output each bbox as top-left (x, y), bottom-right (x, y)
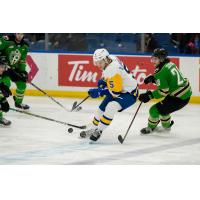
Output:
top-left (81, 125), bottom-right (87, 129)
top-left (75, 106), bottom-right (82, 112)
top-left (118, 135), bottom-right (124, 144)
top-left (71, 101), bottom-right (77, 111)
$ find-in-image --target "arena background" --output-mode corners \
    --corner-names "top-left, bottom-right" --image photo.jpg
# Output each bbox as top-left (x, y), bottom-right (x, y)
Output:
top-left (4, 33), bottom-right (199, 103)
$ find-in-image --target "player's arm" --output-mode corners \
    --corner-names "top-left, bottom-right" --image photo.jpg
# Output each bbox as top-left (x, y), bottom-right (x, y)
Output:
top-left (139, 70), bottom-right (169, 103)
top-left (18, 44), bottom-right (29, 72)
top-left (0, 37), bottom-right (8, 52)
top-left (152, 78), bottom-right (169, 99)
top-left (0, 82), bottom-right (11, 113)
top-left (97, 77), bottom-right (107, 89)
top-left (143, 71), bottom-right (169, 99)
top-left (88, 73), bottom-right (123, 99)
top-left (0, 82), bottom-right (12, 98)
top-left (13, 44), bottom-right (29, 82)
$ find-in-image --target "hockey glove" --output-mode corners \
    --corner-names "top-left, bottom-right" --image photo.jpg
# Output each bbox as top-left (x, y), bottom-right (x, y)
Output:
top-left (16, 70), bottom-right (28, 82)
top-left (139, 91), bottom-right (153, 103)
top-left (0, 97), bottom-right (10, 112)
top-left (144, 75), bottom-right (156, 84)
top-left (0, 83), bottom-right (12, 98)
top-left (88, 88), bottom-right (110, 98)
top-left (97, 79), bottom-right (107, 89)
top-left (8, 69), bottom-right (28, 82)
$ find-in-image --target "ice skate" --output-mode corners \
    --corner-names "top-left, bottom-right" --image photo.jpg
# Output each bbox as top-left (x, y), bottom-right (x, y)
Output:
top-left (13, 96), bottom-right (30, 110)
top-left (79, 128), bottom-right (96, 139)
top-left (140, 127), bottom-right (154, 134)
top-left (90, 129), bottom-right (102, 142)
top-left (0, 117), bottom-right (11, 127)
top-left (154, 120), bottom-right (174, 133)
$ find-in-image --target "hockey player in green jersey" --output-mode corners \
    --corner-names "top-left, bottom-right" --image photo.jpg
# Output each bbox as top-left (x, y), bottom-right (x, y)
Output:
top-left (139, 48), bottom-right (192, 134)
top-left (0, 57), bottom-right (12, 126)
top-left (0, 33), bottom-right (30, 110)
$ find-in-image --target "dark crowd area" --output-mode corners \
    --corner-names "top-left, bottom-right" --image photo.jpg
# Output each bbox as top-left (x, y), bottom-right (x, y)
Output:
top-left (1, 33), bottom-right (200, 55)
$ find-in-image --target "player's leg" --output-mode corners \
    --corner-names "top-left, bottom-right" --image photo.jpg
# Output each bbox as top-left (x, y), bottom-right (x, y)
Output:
top-left (0, 76), bottom-right (12, 126)
top-left (141, 95), bottom-right (190, 134)
top-left (91, 95), bottom-right (113, 128)
top-left (80, 95), bottom-right (113, 138)
top-left (140, 104), bottom-right (161, 134)
top-left (157, 95), bottom-right (190, 130)
top-left (0, 97), bottom-right (11, 126)
top-left (98, 101), bottom-right (121, 130)
top-left (160, 114), bottom-right (172, 129)
top-left (0, 75), bottom-right (11, 88)
top-left (90, 92), bottom-right (137, 141)
top-left (14, 81), bottom-right (29, 109)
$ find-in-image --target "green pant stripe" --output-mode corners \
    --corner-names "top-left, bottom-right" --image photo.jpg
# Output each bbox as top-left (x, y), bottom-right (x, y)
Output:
top-left (15, 93), bottom-right (24, 97)
top-left (148, 119), bottom-right (159, 124)
top-left (161, 117), bottom-right (171, 122)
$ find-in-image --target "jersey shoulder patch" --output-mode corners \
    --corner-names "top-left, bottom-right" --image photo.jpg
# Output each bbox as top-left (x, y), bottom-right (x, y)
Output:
top-left (2, 35), bottom-right (9, 41)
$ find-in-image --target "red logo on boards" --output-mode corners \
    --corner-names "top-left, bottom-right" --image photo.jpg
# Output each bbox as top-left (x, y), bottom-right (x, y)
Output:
top-left (58, 54), bottom-right (180, 89)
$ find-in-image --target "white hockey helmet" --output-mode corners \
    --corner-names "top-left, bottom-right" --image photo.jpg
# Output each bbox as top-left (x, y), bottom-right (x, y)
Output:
top-left (93, 48), bottom-right (110, 65)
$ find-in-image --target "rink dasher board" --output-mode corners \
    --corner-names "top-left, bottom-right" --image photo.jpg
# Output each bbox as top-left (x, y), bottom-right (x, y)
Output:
top-left (9, 52), bottom-right (200, 103)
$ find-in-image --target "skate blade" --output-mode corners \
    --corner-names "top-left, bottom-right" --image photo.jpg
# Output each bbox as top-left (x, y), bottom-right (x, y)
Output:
top-left (71, 101), bottom-right (77, 111)
top-left (15, 107), bottom-right (30, 112)
top-left (154, 127), bottom-right (171, 133)
top-left (89, 140), bottom-right (97, 144)
top-left (78, 136), bottom-right (88, 139)
top-left (0, 124), bottom-right (11, 128)
top-left (74, 106), bottom-right (82, 112)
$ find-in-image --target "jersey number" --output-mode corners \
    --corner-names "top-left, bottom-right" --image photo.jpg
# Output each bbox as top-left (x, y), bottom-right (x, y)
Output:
top-left (171, 68), bottom-right (184, 86)
top-left (109, 80), bottom-right (114, 88)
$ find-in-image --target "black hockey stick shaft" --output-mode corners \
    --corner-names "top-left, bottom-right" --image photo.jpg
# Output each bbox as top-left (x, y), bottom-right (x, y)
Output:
top-left (7, 66), bottom-right (68, 112)
top-left (118, 101), bottom-right (143, 144)
top-left (29, 82), bottom-right (68, 111)
top-left (10, 108), bottom-right (86, 129)
top-left (71, 96), bottom-right (90, 111)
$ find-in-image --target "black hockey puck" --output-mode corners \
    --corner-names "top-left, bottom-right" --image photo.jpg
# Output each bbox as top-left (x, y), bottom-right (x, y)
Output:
top-left (68, 128), bottom-right (73, 133)
top-left (80, 131), bottom-right (86, 138)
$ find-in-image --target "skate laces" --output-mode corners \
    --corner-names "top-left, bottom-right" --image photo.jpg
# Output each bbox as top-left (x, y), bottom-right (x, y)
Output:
top-left (93, 129), bottom-right (102, 137)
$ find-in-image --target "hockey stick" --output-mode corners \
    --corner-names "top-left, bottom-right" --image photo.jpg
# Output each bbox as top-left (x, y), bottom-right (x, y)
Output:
top-left (10, 108), bottom-right (86, 129)
top-left (71, 96), bottom-right (90, 112)
top-left (6, 66), bottom-right (68, 112)
top-left (29, 82), bottom-right (68, 111)
top-left (118, 101), bottom-right (142, 144)
top-left (71, 82), bottom-right (106, 112)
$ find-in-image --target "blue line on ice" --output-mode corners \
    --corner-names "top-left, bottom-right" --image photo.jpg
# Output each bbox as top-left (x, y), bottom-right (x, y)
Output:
top-left (0, 137), bottom-right (200, 164)
top-left (67, 137), bottom-right (200, 165)
top-left (0, 141), bottom-right (100, 164)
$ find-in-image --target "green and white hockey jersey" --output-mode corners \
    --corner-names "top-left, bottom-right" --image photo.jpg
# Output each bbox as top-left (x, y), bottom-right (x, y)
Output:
top-left (152, 62), bottom-right (192, 100)
top-left (0, 35), bottom-right (28, 72)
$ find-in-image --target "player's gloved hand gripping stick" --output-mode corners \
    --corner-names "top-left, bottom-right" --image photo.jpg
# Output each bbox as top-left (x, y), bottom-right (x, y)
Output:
top-left (138, 75), bottom-right (155, 103)
top-left (71, 79), bottom-right (108, 112)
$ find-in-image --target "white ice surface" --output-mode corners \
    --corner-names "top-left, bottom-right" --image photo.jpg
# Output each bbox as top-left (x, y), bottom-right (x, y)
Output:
top-left (0, 96), bottom-right (200, 165)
